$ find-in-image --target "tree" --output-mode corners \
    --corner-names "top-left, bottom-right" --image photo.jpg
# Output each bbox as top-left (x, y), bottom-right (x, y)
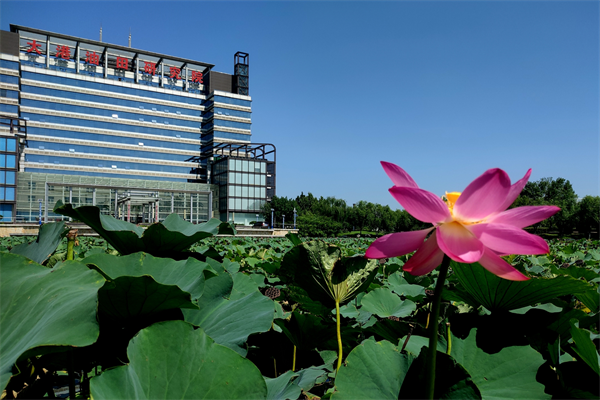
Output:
top-left (576, 196), bottom-right (600, 236)
top-left (512, 177), bottom-right (579, 234)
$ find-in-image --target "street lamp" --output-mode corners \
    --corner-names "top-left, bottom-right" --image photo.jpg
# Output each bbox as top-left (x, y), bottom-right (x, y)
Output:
top-left (293, 208), bottom-right (297, 229)
top-left (271, 208), bottom-right (274, 229)
top-left (282, 214), bottom-right (285, 229)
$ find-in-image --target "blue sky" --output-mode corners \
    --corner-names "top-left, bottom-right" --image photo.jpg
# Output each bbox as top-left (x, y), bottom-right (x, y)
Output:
top-left (2, 1), bottom-right (598, 209)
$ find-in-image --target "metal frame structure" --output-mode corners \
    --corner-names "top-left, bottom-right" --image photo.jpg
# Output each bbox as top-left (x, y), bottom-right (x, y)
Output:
top-left (42, 182), bottom-right (212, 224)
top-left (234, 51), bottom-right (249, 95)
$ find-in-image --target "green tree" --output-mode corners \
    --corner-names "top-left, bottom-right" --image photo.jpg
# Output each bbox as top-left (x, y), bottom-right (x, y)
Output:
top-left (576, 196), bottom-right (600, 236)
top-left (513, 177), bottom-right (579, 234)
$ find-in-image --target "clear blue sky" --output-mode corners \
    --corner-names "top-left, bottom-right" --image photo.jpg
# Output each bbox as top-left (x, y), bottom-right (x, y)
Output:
top-left (2, 1), bottom-right (598, 209)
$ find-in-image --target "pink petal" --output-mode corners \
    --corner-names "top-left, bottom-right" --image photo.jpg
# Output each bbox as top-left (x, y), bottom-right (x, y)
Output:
top-left (454, 168), bottom-right (511, 222)
top-left (486, 206), bottom-right (560, 229)
top-left (495, 169), bottom-right (531, 212)
top-left (403, 231), bottom-right (445, 276)
top-left (478, 247), bottom-right (529, 281)
top-left (365, 228), bottom-right (433, 259)
top-left (468, 223), bottom-right (550, 255)
top-left (381, 161), bottom-right (419, 188)
top-left (437, 222), bottom-right (484, 263)
top-left (390, 187), bottom-right (451, 224)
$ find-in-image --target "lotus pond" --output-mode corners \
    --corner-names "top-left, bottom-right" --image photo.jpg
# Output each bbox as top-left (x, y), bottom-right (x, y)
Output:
top-left (1, 202), bottom-right (598, 399)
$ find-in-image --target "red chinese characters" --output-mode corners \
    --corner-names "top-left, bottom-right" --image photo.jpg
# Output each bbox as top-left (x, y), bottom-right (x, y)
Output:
top-left (191, 71), bottom-right (203, 83)
top-left (144, 61), bottom-right (156, 75)
top-left (116, 56), bottom-right (128, 70)
top-left (169, 67), bottom-right (181, 80)
top-left (26, 40), bottom-right (42, 55)
top-left (55, 45), bottom-right (71, 60)
top-left (85, 51), bottom-right (99, 65)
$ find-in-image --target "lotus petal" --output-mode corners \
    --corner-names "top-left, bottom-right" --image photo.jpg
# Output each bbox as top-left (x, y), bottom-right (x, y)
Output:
top-left (454, 168), bottom-right (511, 222)
top-left (366, 228), bottom-right (433, 259)
top-left (389, 187), bottom-right (451, 224)
top-left (437, 222), bottom-right (484, 263)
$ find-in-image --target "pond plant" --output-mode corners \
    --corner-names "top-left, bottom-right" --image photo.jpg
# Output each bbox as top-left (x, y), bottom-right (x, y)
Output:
top-left (0, 167), bottom-right (598, 399)
top-left (365, 162), bottom-right (561, 399)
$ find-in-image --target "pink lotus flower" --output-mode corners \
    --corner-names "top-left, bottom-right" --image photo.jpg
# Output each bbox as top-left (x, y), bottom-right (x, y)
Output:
top-left (366, 162), bottom-right (560, 281)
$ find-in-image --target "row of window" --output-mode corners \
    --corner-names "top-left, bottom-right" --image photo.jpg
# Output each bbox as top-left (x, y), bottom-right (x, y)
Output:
top-left (27, 140), bottom-right (197, 161)
top-left (228, 198), bottom-right (265, 212)
top-left (202, 131), bottom-right (252, 142)
top-left (28, 127), bottom-right (199, 151)
top-left (0, 104), bottom-right (18, 114)
top-left (228, 185), bottom-right (266, 199)
top-left (0, 204), bottom-right (13, 222)
top-left (213, 118), bottom-right (251, 130)
top-left (24, 59), bottom-right (199, 94)
top-left (22, 99), bottom-right (201, 129)
top-left (21, 112), bottom-right (200, 140)
top-left (23, 72), bottom-right (206, 106)
top-left (0, 154), bottom-right (17, 168)
top-left (228, 159), bottom-right (266, 173)
top-left (0, 75), bottom-right (19, 85)
top-left (0, 187), bottom-right (15, 201)
top-left (228, 172), bottom-right (266, 186)
top-left (0, 89), bottom-right (19, 99)
top-left (213, 95), bottom-right (251, 108)
top-left (212, 107), bottom-right (252, 119)
top-left (0, 138), bottom-right (17, 152)
top-left (25, 168), bottom-right (190, 182)
top-left (0, 60), bottom-right (19, 70)
top-left (22, 85), bottom-right (203, 117)
top-left (0, 171), bottom-right (16, 184)
top-left (25, 154), bottom-right (193, 174)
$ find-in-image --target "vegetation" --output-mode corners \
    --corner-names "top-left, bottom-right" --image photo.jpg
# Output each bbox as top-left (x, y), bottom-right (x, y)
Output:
top-left (266, 178), bottom-right (598, 238)
top-left (1, 202), bottom-right (598, 399)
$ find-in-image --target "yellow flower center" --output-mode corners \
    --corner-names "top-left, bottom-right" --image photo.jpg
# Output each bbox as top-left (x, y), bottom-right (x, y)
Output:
top-left (443, 191), bottom-right (485, 225)
top-left (445, 191), bottom-right (461, 214)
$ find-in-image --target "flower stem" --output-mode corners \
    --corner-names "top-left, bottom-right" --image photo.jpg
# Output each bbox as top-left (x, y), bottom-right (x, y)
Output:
top-left (292, 345), bottom-right (296, 372)
top-left (446, 323), bottom-right (452, 355)
top-left (425, 254), bottom-right (451, 400)
top-left (336, 299), bottom-right (342, 372)
top-left (66, 229), bottom-right (78, 261)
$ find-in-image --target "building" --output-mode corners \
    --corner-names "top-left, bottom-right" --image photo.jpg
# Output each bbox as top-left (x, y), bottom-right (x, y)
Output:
top-left (0, 25), bottom-right (275, 226)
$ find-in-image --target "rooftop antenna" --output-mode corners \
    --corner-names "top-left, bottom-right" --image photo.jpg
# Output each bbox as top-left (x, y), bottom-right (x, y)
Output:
top-left (99, 24), bottom-right (102, 42)
top-left (128, 28), bottom-right (131, 48)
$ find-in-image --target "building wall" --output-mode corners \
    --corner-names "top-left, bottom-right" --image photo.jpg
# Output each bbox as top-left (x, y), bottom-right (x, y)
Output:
top-left (0, 25), bottom-right (264, 224)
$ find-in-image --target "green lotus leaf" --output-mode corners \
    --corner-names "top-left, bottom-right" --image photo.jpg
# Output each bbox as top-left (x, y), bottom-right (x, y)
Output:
top-left (10, 221), bottom-right (68, 264)
top-left (569, 319), bottom-right (600, 375)
top-left (264, 370), bottom-right (301, 400)
top-left (0, 253), bottom-right (104, 391)
top-left (450, 328), bottom-right (549, 400)
top-left (279, 241), bottom-right (379, 307)
top-left (83, 252), bottom-right (214, 301)
top-left (387, 272), bottom-right (426, 301)
top-left (451, 261), bottom-right (594, 312)
top-left (53, 201), bottom-right (235, 257)
top-left (183, 271), bottom-right (274, 356)
top-left (89, 320), bottom-right (267, 399)
top-left (397, 335), bottom-right (447, 357)
top-left (360, 288), bottom-right (416, 318)
top-left (332, 338), bottom-right (414, 399)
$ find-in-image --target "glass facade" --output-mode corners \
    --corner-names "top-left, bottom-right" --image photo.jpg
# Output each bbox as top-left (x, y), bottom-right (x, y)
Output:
top-left (16, 172), bottom-right (216, 223)
top-left (0, 133), bottom-right (18, 222)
